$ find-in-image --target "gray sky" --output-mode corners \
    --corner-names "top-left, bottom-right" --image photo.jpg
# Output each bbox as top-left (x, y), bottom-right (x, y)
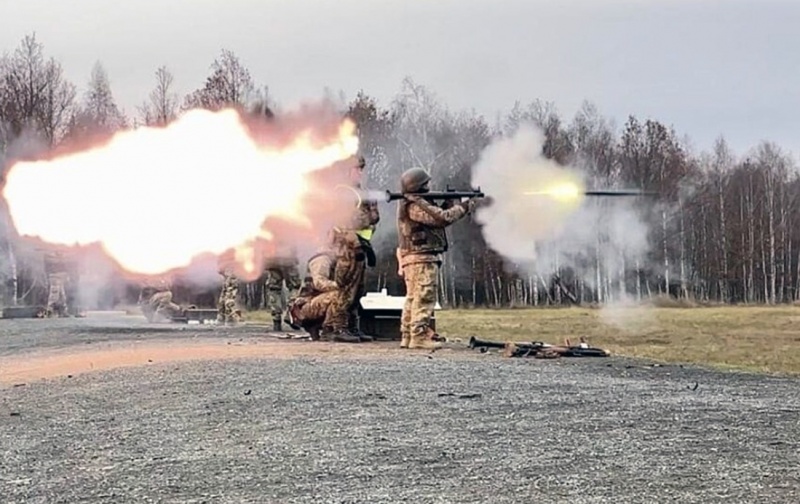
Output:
top-left (2, 0), bottom-right (798, 158)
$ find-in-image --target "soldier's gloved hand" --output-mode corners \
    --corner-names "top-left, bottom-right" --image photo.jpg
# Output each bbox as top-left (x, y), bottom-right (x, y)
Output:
top-left (461, 199), bottom-right (477, 213)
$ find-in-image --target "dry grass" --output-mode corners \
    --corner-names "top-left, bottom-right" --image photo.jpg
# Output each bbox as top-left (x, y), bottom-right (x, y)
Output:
top-left (242, 310), bottom-right (275, 323)
top-left (436, 306), bottom-right (800, 376)
top-left (242, 305), bottom-right (800, 375)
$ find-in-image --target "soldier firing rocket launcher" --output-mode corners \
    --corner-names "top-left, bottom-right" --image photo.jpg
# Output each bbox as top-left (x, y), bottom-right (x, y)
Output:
top-left (378, 164), bottom-right (657, 207)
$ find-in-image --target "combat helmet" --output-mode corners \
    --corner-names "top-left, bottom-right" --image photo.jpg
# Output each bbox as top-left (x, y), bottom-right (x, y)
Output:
top-left (400, 167), bottom-right (431, 193)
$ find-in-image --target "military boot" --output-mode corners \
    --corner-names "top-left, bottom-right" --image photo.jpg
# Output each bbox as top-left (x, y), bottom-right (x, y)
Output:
top-left (348, 328), bottom-right (374, 342)
top-left (273, 319), bottom-right (282, 332)
top-left (348, 316), bottom-right (374, 342)
top-left (400, 333), bottom-right (411, 349)
top-left (408, 327), bottom-right (442, 350)
top-left (321, 328), bottom-right (360, 343)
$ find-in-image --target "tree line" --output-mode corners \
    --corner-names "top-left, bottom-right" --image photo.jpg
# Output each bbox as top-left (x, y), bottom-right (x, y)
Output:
top-left (1, 34), bottom-right (799, 310)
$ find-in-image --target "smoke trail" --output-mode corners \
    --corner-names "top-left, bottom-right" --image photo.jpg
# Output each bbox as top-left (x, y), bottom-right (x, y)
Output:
top-left (471, 124), bottom-right (586, 263)
top-left (470, 124), bottom-right (652, 298)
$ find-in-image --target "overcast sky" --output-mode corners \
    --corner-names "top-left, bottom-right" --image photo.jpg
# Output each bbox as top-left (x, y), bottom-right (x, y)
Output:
top-left (1, 0), bottom-right (798, 157)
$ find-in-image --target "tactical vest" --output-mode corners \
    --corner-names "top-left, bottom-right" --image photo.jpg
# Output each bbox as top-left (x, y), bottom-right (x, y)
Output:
top-left (299, 252), bottom-right (336, 296)
top-left (397, 200), bottom-right (448, 254)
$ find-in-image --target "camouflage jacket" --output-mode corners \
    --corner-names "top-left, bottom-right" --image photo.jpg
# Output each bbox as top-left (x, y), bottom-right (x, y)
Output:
top-left (139, 276), bottom-right (172, 298)
top-left (299, 251), bottom-right (338, 295)
top-left (397, 196), bottom-right (471, 267)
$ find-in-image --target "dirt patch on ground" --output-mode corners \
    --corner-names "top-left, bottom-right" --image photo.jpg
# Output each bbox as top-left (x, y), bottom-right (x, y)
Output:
top-left (0, 337), bottom-right (410, 386)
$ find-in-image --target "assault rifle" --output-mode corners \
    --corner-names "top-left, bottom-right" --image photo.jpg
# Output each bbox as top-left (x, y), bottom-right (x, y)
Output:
top-left (385, 185), bottom-right (485, 203)
top-left (468, 336), bottom-right (610, 358)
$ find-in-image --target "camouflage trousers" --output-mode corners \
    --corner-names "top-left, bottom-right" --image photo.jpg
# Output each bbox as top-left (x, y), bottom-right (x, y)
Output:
top-left (46, 273), bottom-right (68, 317)
top-left (401, 261), bottom-right (439, 339)
top-left (291, 289), bottom-right (350, 331)
top-left (217, 273), bottom-right (241, 324)
top-left (334, 237), bottom-right (366, 328)
top-left (143, 291), bottom-right (183, 321)
top-left (265, 264), bottom-right (301, 321)
top-left (348, 260), bottom-right (367, 327)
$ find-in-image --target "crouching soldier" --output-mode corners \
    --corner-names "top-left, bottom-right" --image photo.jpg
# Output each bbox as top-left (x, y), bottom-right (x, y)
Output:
top-left (139, 275), bottom-right (185, 322)
top-left (287, 231), bottom-right (362, 343)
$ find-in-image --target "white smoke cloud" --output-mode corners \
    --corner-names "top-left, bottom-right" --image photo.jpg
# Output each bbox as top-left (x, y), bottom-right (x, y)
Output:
top-left (471, 124), bottom-right (652, 300)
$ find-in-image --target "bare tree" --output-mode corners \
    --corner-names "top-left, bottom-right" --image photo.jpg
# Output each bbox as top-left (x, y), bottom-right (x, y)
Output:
top-left (182, 49), bottom-right (256, 111)
top-left (505, 99), bottom-right (574, 164)
top-left (138, 65), bottom-right (178, 126)
top-left (68, 61), bottom-right (126, 137)
top-left (0, 33), bottom-right (76, 146)
top-left (0, 34), bottom-right (76, 306)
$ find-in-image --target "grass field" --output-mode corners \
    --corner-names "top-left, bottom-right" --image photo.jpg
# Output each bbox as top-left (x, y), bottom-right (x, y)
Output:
top-left (436, 306), bottom-right (800, 375)
top-left (247, 305), bottom-right (800, 375)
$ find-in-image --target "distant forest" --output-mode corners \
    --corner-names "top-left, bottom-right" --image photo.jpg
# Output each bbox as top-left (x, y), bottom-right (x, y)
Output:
top-left (2, 34), bottom-right (798, 310)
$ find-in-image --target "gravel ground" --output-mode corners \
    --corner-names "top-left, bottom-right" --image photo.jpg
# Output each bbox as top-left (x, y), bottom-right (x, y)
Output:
top-left (1, 317), bottom-right (799, 503)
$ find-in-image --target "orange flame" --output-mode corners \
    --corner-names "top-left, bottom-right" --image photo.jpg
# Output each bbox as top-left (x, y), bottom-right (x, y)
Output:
top-left (2, 108), bottom-right (359, 277)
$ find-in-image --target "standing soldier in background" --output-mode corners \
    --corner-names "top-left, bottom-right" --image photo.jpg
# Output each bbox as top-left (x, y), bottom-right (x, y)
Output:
top-left (263, 237), bottom-right (302, 332)
top-left (396, 167), bottom-right (478, 350)
top-left (246, 100), bottom-right (301, 331)
top-left (43, 250), bottom-right (69, 317)
top-left (217, 251), bottom-right (242, 325)
top-left (336, 155), bottom-right (380, 340)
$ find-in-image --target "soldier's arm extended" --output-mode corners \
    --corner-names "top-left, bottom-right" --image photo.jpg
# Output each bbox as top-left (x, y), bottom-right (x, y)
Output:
top-left (308, 255), bottom-right (338, 292)
top-left (407, 196), bottom-right (472, 228)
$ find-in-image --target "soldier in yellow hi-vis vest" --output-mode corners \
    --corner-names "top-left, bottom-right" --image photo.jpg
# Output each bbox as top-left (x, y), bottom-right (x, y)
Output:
top-left (335, 155), bottom-right (379, 341)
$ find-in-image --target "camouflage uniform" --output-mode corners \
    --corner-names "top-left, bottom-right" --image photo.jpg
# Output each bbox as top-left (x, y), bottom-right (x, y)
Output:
top-left (46, 276), bottom-right (69, 317)
top-left (396, 168), bottom-right (476, 349)
top-left (337, 156), bottom-right (380, 337)
top-left (139, 276), bottom-right (183, 322)
top-left (289, 235), bottom-right (360, 343)
top-left (43, 251), bottom-right (69, 317)
top-left (217, 267), bottom-right (242, 324)
top-left (263, 240), bottom-right (302, 331)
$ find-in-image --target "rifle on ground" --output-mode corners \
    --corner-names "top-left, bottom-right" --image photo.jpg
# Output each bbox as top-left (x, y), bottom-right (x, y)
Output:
top-left (468, 336), bottom-right (610, 358)
top-left (385, 185), bottom-right (485, 203)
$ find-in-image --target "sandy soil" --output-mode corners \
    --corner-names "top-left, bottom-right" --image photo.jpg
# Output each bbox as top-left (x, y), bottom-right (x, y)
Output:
top-left (0, 336), bottom-right (411, 386)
